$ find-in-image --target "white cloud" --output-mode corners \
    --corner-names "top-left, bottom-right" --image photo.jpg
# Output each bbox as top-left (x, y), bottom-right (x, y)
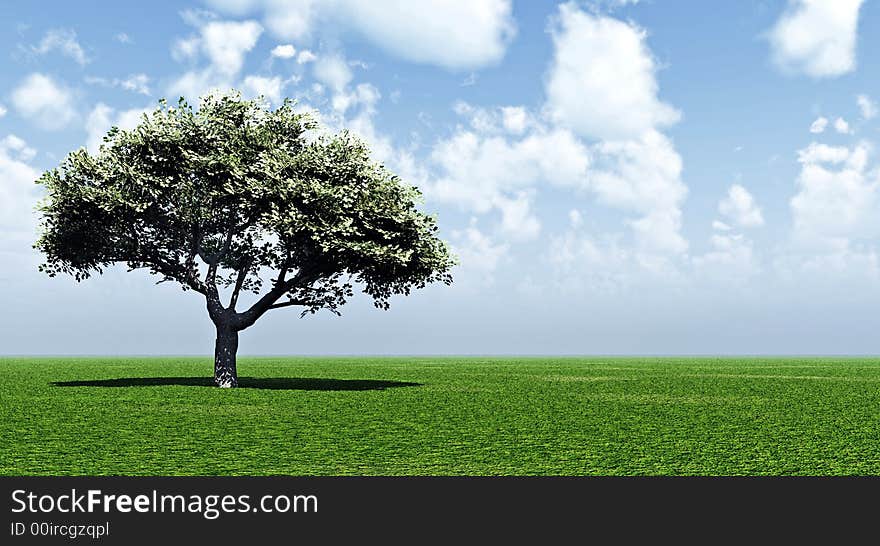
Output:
top-left (0, 135), bottom-right (36, 162)
top-left (0, 135), bottom-right (41, 251)
top-left (834, 117), bottom-right (852, 134)
top-left (30, 28), bottom-right (89, 65)
top-left (205, 0), bottom-right (315, 40)
top-left (119, 74), bottom-right (151, 96)
top-left (427, 4), bottom-right (688, 263)
top-left (201, 0), bottom-right (264, 15)
top-left (168, 19), bottom-right (263, 101)
top-left (425, 117), bottom-right (683, 256)
top-left (331, 82), bottom-right (380, 115)
top-left (450, 221), bottom-right (509, 284)
top-left (453, 102), bottom-right (533, 136)
top-left (172, 36), bottom-right (201, 62)
top-left (496, 193), bottom-right (541, 241)
top-left (115, 33), bottom-right (132, 44)
top-left (719, 184), bottom-right (764, 227)
top-left (339, 0), bottom-right (515, 70)
top-left (86, 74), bottom-right (151, 96)
top-left (809, 116), bottom-right (828, 134)
top-left (11, 73), bottom-right (76, 130)
top-left (168, 70), bottom-right (228, 102)
top-left (693, 232), bottom-right (759, 282)
top-left (587, 0), bottom-right (642, 7)
top-left (768, 0), bottom-right (865, 78)
top-left (241, 75), bottom-right (285, 105)
top-left (296, 50), bottom-right (317, 64)
top-left (546, 3), bottom-right (679, 141)
top-left (540, 4), bottom-right (688, 260)
top-left (312, 54), bottom-right (353, 93)
top-left (791, 141), bottom-right (879, 247)
top-left (857, 94), bottom-right (877, 120)
top-left (271, 44), bottom-right (296, 58)
top-left (453, 101), bottom-right (499, 133)
top-left (588, 130), bottom-right (688, 256)
top-left (203, 0), bottom-right (516, 70)
top-left (85, 103), bottom-right (151, 154)
top-left (0, 105), bottom-right (6, 118)
top-left (201, 20), bottom-right (263, 75)
top-left (500, 106), bottom-right (529, 134)
top-left (700, 196), bottom-right (763, 282)
top-left (798, 142), bottom-right (851, 164)
top-left (425, 119), bottom-right (595, 242)
top-left (305, 52), bottom-right (380, 116)
top-left (546, 220), bottom-right (640, 295)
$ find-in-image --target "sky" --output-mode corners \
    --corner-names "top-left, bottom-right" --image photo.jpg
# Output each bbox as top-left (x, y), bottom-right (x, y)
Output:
top-left (1, 0), bottom-right (880, 355)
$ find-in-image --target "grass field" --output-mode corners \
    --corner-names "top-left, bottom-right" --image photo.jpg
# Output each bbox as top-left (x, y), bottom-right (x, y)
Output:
top-left (2, 356), bottom-right (879, 475)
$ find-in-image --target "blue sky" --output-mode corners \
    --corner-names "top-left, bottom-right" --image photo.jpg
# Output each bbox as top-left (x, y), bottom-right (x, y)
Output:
top-left (2, 0), bottom-right (880, 355)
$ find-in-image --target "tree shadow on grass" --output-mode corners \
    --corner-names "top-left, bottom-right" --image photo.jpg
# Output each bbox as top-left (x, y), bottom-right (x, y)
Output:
top-left (51, 377), bottom-right (422, 391)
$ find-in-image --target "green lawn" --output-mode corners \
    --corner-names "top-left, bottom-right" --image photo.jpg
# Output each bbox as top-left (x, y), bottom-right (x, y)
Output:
top-left (2, 357), bottom-right (879, 475)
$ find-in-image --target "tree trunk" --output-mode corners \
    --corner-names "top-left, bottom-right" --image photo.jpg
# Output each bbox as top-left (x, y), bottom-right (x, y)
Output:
top-left (214, 325), bottom-right (239, 388)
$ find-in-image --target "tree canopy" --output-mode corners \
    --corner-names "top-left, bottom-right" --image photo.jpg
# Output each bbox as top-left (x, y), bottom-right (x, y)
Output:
top-left (35, 93), bottom-right (455, 385)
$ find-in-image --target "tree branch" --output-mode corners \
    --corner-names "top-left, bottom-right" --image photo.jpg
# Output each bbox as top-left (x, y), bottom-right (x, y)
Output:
top-left (268, 299), bottom-right (306, 310)
top-left (276, 244), bottom-right (292, 285)
top-left (228, 259), bottom-right (251, 310)
top-left (201, 224), bottom-right (237, 317)
top-left (233, 266), bottom-right (324, 330)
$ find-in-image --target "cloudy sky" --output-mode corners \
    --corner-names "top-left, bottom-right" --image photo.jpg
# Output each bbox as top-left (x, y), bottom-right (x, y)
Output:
top-left (1, 0), bottom-right (879, 355)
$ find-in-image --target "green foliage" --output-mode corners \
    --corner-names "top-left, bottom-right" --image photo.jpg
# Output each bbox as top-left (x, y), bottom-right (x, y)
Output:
top-left (35, 93), bottom-right (454, 321)
top-left (3, 357), bottom-right (880, 475)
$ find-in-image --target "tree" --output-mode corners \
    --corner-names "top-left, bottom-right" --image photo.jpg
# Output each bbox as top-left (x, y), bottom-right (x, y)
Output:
top-left (35, 93), bottom-right (455, 387)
